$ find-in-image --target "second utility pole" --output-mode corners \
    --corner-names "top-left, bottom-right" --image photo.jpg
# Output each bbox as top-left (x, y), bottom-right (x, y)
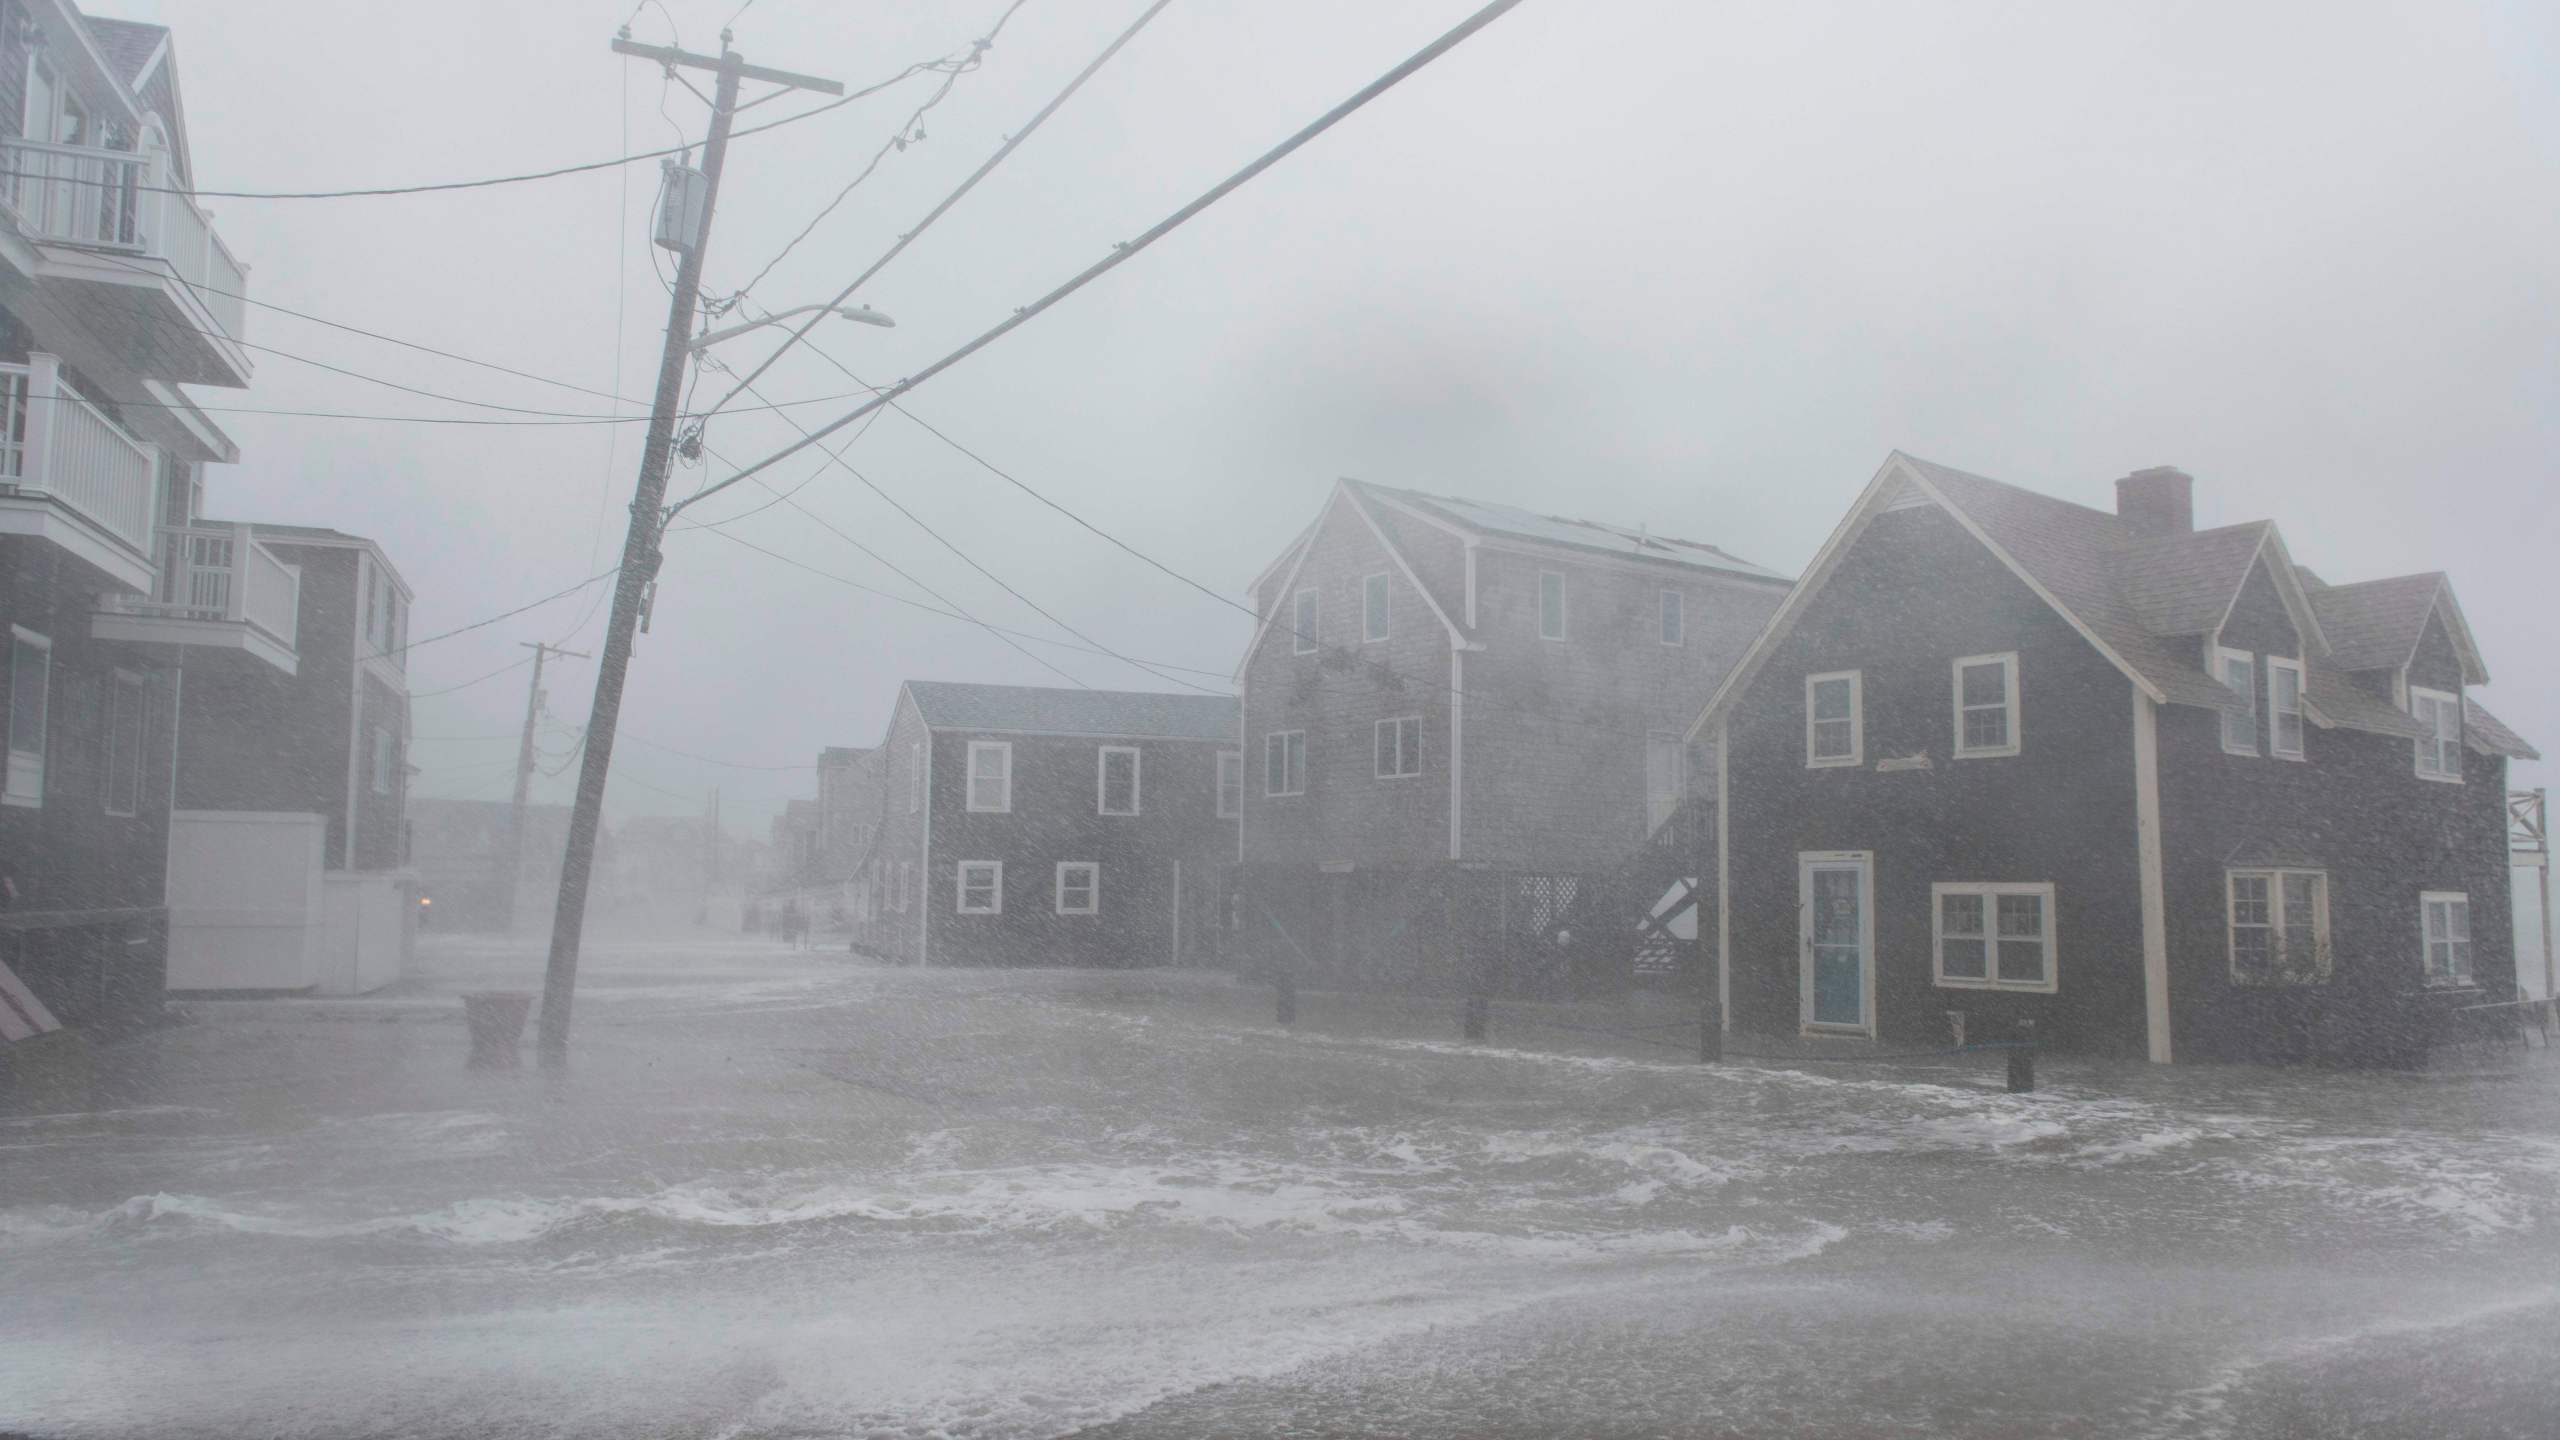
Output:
top-left (505, 640), bottom-right (585, 931)
top-left (537, 29), bottom-right (841, 1066)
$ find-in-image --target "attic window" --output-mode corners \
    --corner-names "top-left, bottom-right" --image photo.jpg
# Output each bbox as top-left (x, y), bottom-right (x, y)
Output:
top-left (1291, 588), bottom-right (1318, 655)
top-left (1362, 573), bottom-right (1389, 643)
top-left (2268, 658), bottom-right (2305, 760)
top-left (2218, 650), bottom-right (2256, 756)
top-left (2411, 688), bottom-right (2461, 782)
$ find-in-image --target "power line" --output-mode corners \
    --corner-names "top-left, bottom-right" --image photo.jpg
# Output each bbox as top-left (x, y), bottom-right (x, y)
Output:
top-left (619, 732), bottom-right (819, 771)
top-left (670, 0), bottom-right (1534, 516)
top-left (387, 567), bottom-right (624, 660)
top-left (409, 653), bottom-right (539, 699)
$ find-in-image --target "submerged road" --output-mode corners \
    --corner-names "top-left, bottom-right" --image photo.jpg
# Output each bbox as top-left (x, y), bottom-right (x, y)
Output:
top-left (3, 935), bottom-right (2555, 1438)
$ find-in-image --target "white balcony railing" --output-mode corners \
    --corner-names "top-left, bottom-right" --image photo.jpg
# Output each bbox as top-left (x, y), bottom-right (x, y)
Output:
top-left (0, 137), bottom-right (247, 343)
top-left (102, 522), bottom-right (301, 651)
top-left (0, 355), bottom-right (158, 558)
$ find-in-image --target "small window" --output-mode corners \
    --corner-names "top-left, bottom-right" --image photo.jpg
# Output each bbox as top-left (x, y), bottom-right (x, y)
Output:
top-left (104, 670), bottom-right (144, 817)
top-left (5, 626), bottom-right (49, 807)
top-left (2218, 649), bottom-right (2256, 755)
top-left (1291, 588), bottom-right (1319, 655)
top-left (1659, 589), bottom-right (1683, 646)
top-left (1537, 571), bottom-right (1567, 640)
top-left (1374, 716), bottom-right (1422, 778)
top-left (1265, 730), bottom-right (1305, 796)
top-left (1951, 653), bottom-right (2019, 758)
top-left (1216, 751), bottom-right (1241, 818)
top-left (2420, 891), bottom-right (2473, 987)
top-left (957, 861), bottom-right (1002, 914)
top-left (2268, 658), bottom-right (2305, 760)
top-left (1362, 573), bottom-right (1390, 643)
top-left (2411, 688), bottom-right (2461, 782)
top-left (908, 741), bottom-right (923, 813)
top-left (1098, 746), bottom-right (1141, 815)
top-left (1805, 671), bottom-right (1862, 768)
top-left (1932, 883), bottom-right (2056, 992)
top-left (371, 726), bottom-right (397, 795)
top-left (1056, 862), bottom-right (1099, 915)
top-left (2228, 868), bottom-right (2330, 984)
top-left (899, 861), bottom-right (914, 912)
top-left (966, 740), bottom-right (1012, 812)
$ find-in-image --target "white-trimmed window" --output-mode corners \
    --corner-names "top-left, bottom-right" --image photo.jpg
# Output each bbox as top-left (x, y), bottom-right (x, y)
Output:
top-left (908, 741), bottom-right (923, 812)
top-left (2228, 868), bottom-right (2330, 984)
top-left (1265, 730), bottom-right (1305, 796)
top-left (1362, 573), bottom-right (1390, 643)
top-left (1216, 751), bottom-right (1241, 818)
top-left (371, 726), bottom-right (397, 795)
top-left (1098, 745), bottom-right (1141, 815)
top-left (1805, 671), bottom-right (1862, 768)
top-left (2268, 657), bottom-right (2305, 760)
top-left (1375, 716), bottom-right (1422, 778)
top-left (1951, 652), bottom-right (2019, 758)
top-left (2411, 687), bottom-right (2462, 782)
top-left (965, 740), bottom-right (1012, 812)
top-left (6, 626), bottom-right (51, 807)
top-left (103, 670), bottom-right (143, 817)
top-left (1056, 862), bottom-right (1099, 915)
top-left (1292, 587), bottom-right (1319, 654)
top-left (2218, 649), bottom-right (2256, 755)
top-left (1659, 589), bottom-right (1684, 646)
top-left (1537, 571), bottom-right (1567, 640)
top-left (957, 861), bottom-right (1002, 914)
top-left (2421, 891), bottom-right (2473, 987)
top-left (1932, 882), bottom-right (2056, 992)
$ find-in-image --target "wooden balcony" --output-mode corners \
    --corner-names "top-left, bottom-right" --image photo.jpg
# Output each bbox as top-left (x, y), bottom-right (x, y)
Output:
top-left (94, 522), bottom-right (301, 675)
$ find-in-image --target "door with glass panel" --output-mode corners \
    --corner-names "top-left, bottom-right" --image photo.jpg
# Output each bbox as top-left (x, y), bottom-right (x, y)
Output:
top-left (1798, 852), bottom-right (1872, 1033)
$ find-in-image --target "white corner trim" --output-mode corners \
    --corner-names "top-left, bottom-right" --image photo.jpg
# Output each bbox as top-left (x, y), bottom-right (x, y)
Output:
top-left (1447, 649), bottom-right (1465, 861)
top-left (2133, 691), bottom-right (2172, 1063)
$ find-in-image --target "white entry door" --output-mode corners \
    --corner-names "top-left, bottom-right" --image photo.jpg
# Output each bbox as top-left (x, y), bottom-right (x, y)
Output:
top-left (1798, 852), bottom-right (1873, 1034)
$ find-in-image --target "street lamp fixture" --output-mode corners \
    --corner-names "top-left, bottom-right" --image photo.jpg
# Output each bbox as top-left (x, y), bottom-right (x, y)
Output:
top-left (687, 303), bottom-right (896, 352)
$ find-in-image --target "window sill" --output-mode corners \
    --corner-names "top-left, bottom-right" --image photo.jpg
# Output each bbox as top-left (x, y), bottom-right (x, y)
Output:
top-left (1806, 756), bottom-right (1862, 770)
top-left (1, 792), bottom-right (41, 809)
top-left (2221, 746), bottom-right (2260, 758)
top-left (1373, 772), bottom-right (1422, 781)
top-left (2415, 771), bottom-right (2464, 786)
top-left (1951, 746), bottom-right (2020, 761)
top-left (964, 804), bottom-right (1013, 814)
top-left (1933, 977), bottom-right (2058, 995)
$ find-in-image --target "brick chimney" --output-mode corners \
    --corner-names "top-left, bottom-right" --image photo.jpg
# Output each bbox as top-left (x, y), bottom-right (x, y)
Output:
top-left (2115, 466), bottom-right (2193, 536)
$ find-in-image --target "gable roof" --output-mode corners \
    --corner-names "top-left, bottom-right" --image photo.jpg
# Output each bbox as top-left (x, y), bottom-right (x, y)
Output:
top-left (2303, 572), bottom-right (2487, 684)
top-left (2112, 521), bottom-right (2272, 636)
top-left (1344, 479), bottom-right (1789, 583)
top-left (2465, 696), bottom-right (2540, 761)
top-left (903, 681), bottom-right (1237, 742)
top-left (83, 16), bottom-right (165, 83)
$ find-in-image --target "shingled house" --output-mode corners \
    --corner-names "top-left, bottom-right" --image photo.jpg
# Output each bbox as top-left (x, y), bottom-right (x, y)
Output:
top-left (1690, 453), bottom-right (2536, 1064)
top-left (1237, 479), bottom-right (1790, 994)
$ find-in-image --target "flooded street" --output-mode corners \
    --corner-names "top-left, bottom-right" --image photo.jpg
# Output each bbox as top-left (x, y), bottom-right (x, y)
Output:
top-left (5, 935), bottom-right (2558, 1439)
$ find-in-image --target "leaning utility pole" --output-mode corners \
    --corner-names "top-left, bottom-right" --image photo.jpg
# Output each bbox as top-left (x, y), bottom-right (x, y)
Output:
top-left (504, 640), bottom-right (586, 930)
top-left (538, 30), bottom-right (842, 1065)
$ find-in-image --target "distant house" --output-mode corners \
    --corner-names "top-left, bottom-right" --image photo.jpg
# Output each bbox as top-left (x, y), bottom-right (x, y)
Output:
top-left (411, 797), bottom-right (576, 933)
top-left (1236, 479), bottom-right (1789, 994)
top-left (848, 682), bottom-right (1238, 967)
top-left (1690, 454), bottom-right (2538, 1064)
top-left (759, 746), bottom-right (883, 933)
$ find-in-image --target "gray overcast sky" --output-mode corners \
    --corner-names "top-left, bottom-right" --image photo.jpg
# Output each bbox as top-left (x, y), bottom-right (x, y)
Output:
top-left (118, 0), bottom-right (2559, 832)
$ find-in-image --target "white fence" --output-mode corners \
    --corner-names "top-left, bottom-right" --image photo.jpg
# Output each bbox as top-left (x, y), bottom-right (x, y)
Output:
top-left (0, 355), bottom-right (157, 557)
top-left (166, 811), bottom-right (413, 995)
top-left (0, 137), bottom-right (248, 343)
top-left (111, 522), bottom-right (303, 649)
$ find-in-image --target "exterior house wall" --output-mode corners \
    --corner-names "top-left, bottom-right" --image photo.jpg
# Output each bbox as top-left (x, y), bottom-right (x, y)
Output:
top-left (1722, 504), bottom-right (2148, 1052)
top-left (849, 690), bottom-right (931, 963)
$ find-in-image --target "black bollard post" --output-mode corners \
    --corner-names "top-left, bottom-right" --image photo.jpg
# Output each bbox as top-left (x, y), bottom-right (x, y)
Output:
top-left (1462, 993), bottom-right (1489, 1042)
top-left (2006, 1018), bottom-right (2037, 1093)
top-left (1275, 971), bottom-right (1296, 1026)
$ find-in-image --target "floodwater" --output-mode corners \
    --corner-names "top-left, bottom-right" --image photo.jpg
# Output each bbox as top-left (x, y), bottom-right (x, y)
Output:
top-left (4, 936), bottom-right (2557, 1438)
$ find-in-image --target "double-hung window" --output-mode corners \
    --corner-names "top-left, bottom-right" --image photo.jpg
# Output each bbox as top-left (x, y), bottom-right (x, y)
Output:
top-left (965, 741), bottom-right (1012, 812)
top-left (1097, 745), bottom-right (1141, 815)
top-left (1537, 571), bottom-right (1567, 640)
top-left (1374, 716), bottom-right (1422, 778)
top-left (103, 670), bottom-right (143, 817)
top-left (1659, 589), bottom-right (1684, 646)
top-left (2268, 658), bottom-right (2306, 760)
top-left (371, 726), bottom-right (397, 795)
top-left (956, 861), bottom-right (1002, 914)
top-left (1216, 751), bottom-right (1242, 818)
top-left (2411, 688), bottom-right (2462, 781)
top-left (2218, 649), bottom-right (2257, 755)
top-left (1265, 730), bottom-right (1305, 796)
top-left (1362, 573), bottom-right (1390, 643)
top-left (2228, 868), bottom-right (2329, 984)
top-left (1291, 588), bottom-right (1319, 654)
top-left (1932, 883), bottom-right (2056, 992)
top-left (1951, 652), bottom-right (2019, 758)
top-left (1056, 862), bottom-right (1099, 915)
top-left (6, 627), bottom-right (51, 807)
top-left (1805, 671), bottom-right (1861, 768)
top-left (2420, 891), bottom-right (2473, 987)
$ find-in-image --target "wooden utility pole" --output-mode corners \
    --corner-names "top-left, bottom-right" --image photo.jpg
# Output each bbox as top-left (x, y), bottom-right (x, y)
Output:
top-left (538, 31), bottom-right (842, 1066)
top-left (504, 641), bottom-right (585, 930)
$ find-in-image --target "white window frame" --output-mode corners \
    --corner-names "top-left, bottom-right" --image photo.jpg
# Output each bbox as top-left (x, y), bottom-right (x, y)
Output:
top-left (1930, 882), bottom-right (2058, 993)
top-left (1216, 750), bottom-right (1241, 818)
top-left (2267, 656), bottom-right (2306, 761)
top-left (1537, 570), bottom-right (1567, 641)
top-left (1265, 729), bottom-right (1305, 797)
top-left (908, 741), bottom-right (922, 813)
top-left (2218, 648), bottom-right (2257, 756)
top-left (2227, 867), bottom-right (2330, 985)
top-left (2411, 687), bottom-right (2462, 783)
top-left (103, 669), bottom-right (144, 818)
top-left (2420, 890), bottom-right (2473, 988)
top-left (956, 860), bottom-right (1002, 915)
top-left (1291, 587), bottom-right (1319, 654)
top-left (965, 740), bottom-right (1013, 813)
top-left (1659, 588), bottom-right (1684, 646)
top-left (1950, 651), bottom-right (2020, 759)
top-left (1805, 670), bottom-right (1862, 769)
top-left (1362, 572), bottom-right (1390, 644)
top-left (1374, 715), bottom-right (1422, 779)
top-left (5, 626), bottom-right (52, 808)
top-left (1056, 861), bottom-right (1100, 916)
top-left (1097, 745), bottom-right (1141, 816)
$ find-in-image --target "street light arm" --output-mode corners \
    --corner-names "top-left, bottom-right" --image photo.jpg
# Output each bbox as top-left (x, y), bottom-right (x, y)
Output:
top-left (687, 304), bottom-right (894, 352)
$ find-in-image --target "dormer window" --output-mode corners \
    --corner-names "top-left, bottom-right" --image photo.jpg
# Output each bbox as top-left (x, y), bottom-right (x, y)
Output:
top-left (2217, 649), bottom-right (2256, 755)
top-left (2267, 658), bottom-right (2305, 760)
top-left (2411, 688), bottom-right (2461, 782)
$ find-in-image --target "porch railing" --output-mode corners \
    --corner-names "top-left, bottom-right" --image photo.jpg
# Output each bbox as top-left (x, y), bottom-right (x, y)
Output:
top-left (0, 356), bottom-right (158, 558)
top-left (0, 137), bottom-right (247, 343)
top-left (102, 522), bottom-right (301, 650)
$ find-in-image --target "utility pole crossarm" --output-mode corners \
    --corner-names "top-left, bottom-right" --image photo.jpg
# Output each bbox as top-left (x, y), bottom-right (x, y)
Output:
top-left (608, 38), bottom-right (845, 95)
